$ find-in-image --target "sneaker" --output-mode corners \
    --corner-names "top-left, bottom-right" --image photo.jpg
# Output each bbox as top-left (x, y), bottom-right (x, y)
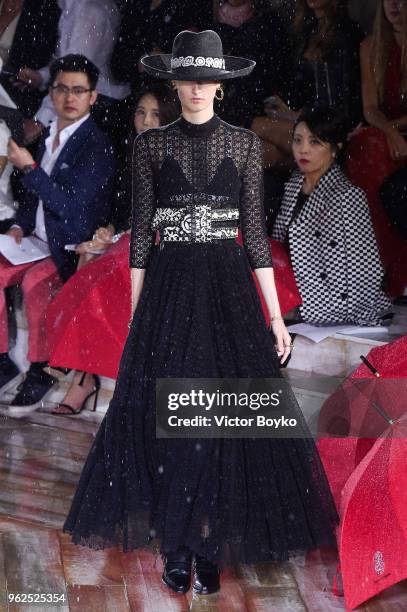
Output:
top-left (0, 354), bottom-right (22, 397)
top-left (7, 364), bottom-right (57, 417)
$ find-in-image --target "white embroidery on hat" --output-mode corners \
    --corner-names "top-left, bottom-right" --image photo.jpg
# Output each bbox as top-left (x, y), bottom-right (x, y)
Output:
top-left (171, 56), bottom-right (226, 70)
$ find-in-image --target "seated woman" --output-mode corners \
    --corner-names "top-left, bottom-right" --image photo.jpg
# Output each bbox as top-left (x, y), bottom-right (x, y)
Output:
top-left (272, 107), bottom-right (392, 326)
top-left (346, 0), bottom-right (407, 297)
top-left (48, 82), bottom-right (180, 415)
top-left (252, 0), bottom-right (363, 167)
top-left (212, 0), bottom-right (289, 129)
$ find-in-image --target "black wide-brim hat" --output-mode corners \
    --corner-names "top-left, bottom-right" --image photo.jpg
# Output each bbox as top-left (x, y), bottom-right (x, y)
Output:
top-left (141, 30), bottom-right (256, 81)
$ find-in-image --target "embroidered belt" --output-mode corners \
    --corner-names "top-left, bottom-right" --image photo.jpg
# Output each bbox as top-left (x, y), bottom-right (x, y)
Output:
top-left (151, 205), bottom-right (240, 244)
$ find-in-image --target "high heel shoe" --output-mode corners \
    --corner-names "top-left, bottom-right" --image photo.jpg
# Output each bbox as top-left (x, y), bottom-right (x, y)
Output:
top-left (51, 371), bottom-right (100, 415)
top-left (192, 554), bottom-right (221, 595)
top-left (162, 546), bottom-right (192, 594)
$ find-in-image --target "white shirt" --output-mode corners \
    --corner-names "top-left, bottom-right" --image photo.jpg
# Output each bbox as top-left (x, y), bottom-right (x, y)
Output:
top-left (36, 0), bottom-right (130, 126)
top-left (22, 114), bottom-right (90, 243)
top-left (0, 120), bottom-right (16, 219)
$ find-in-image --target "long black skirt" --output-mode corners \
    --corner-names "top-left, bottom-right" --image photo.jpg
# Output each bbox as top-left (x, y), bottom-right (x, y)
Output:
top-left (63, 241), bottom-right (338, 566)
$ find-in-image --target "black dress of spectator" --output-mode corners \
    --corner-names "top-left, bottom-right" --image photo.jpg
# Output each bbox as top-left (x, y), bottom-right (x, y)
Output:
top-left (213, 0), bottom-right (289, 127)
top-left (287, 0), bottom-right (364, 128)
top-left (110, 0), bottom-right (213, 91)
top-left (0, 0), bottom-right (60, 117)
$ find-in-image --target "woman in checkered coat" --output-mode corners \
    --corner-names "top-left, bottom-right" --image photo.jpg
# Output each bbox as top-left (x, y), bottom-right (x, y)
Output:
top-left (272, 107), bottom-right (392, 326)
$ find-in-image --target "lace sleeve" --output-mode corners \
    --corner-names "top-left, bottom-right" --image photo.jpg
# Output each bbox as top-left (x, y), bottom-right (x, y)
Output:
top-left (240, 133), bottom-right (273, 270)
top-left (129, 133), bottom-right (156, 268)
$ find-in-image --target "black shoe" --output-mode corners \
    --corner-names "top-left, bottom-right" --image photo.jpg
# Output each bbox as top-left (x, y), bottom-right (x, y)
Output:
top-left (192, 555), bottom-right (220, 595)
top-left (8, 363), bottom-right (57, 416)
top-left (51, 371), bottom-right (101, 416)
top-left (0, 353), bottom-right (22, 396)
top-left (162, 546), bottom-right (192, 594)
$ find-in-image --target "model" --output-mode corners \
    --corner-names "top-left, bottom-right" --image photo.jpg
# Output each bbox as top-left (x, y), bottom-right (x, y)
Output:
top-left (63, 30), bottom-right (338, 596)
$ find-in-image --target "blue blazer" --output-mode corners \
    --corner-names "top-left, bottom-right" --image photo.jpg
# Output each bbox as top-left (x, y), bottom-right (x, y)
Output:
top-left (16, 116), bottom-right (115, 281)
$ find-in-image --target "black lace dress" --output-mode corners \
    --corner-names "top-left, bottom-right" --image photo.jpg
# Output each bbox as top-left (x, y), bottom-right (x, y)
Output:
top-left (63, 115), bottom-right (338, 565)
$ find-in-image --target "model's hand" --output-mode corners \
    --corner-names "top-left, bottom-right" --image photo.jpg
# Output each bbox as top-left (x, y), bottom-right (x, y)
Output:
top-left (7, 138), bottom-right (35, 169)
top-left (6, 227), bottom-right (23, 244)
top-left (270, 319), bottom-right (292, 364)
top-left (385, 127), bottom-right (407, 160)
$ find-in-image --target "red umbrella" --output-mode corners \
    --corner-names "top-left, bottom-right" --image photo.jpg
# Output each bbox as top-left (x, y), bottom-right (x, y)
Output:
top-left (339, 416), bottom-right (407, 610)
top-left (352, 335), bottom-right (407, 379)
top-left (317, 336), bottom-right (407, 506)
top-left (316, 336), bottom-right (407, 607)
top-left (236, 233), bottom-right (302, 320)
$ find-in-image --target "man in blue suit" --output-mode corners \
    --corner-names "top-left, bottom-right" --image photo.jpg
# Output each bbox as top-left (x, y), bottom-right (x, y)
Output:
top-left (1, 54), bottom-right (115, 412)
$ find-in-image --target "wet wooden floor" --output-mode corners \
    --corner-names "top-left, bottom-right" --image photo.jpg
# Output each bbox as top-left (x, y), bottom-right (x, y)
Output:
top-left (0, 410), bottom-right (406, 611)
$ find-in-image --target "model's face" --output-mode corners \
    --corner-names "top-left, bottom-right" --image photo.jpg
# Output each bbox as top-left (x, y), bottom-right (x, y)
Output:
top-left (49, 71), bottom-right (97, 123)
top-left (134, 94), bottom-right (161, 134)
top-left (293, 122), bottom-right (335, 175)
top-left (172, 80), bottom-right (219, 115)
top-left (383, 0), bottom-right (404, 28)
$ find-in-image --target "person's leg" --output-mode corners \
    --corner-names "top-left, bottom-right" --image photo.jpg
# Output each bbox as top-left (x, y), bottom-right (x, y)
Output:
top-left (0, 257), bottom-right (34, 353)
top-left (251, 116), bottom-right (294, 155)
top-left (52, 370), bottom-right (100, 415)
top-left (21, 258), bottom-right (62, 363)
top-left (0, 257), bottom-right (35, 392)
top-left (9, 258), bottom-right (62, 408)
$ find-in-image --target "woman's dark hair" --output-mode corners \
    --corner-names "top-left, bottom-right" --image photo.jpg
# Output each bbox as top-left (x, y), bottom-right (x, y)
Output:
top-left (131, 80), bottom-right (180, 132)
top-left (294, 106), bottom-right (349, 151)
top-left (49, 54), bottom-right (99, 89)
top-left (293, 0), bottom-right (349, 60)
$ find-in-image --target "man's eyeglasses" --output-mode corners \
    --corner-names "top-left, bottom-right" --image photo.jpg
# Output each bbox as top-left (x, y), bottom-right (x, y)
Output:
top-left (51, 84), bottom-right (93, 98)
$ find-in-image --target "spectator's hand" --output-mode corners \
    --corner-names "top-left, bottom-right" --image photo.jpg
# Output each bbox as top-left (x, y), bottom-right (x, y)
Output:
top-left (270, 318), bottom-right (292, 365)
top-left (6, 227), bottom-right (23, 244)
top-left (265, 95), bottom-right (290, 113)
top-left (94, 226), bottom-right (114, 243)
top-left (75, 239), bottom-right (112, 255)
top-left (23, 119), bottom-right (45, 145)
top-left (385, 127), bottom-right (407, 161)
top-left (347, 122), bottom-right (365, 140)
top-left (264, 96), bottom-right (297, 122)
top-left (15, 68), bottom-right (43, 90)
top-left (7, 139), bottom-right (35, 170)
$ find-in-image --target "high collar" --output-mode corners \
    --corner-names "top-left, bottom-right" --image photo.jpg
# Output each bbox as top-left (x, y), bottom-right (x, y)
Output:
top-left (177, 114), bottom-right (221, 137)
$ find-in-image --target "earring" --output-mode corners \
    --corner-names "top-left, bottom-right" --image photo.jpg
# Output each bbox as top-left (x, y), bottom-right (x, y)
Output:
top-left (215, 86), bottom-right (224, 101)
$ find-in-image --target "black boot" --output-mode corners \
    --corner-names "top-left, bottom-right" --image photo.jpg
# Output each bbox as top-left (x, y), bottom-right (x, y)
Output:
top-left (162, 546), bottom-right (192, 594)
top-left (192, 554), bottom-right (220, 595)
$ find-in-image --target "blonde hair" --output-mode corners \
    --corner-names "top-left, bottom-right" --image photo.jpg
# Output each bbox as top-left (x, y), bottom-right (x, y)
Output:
top-left (370, 0), bottom-right (407, 104)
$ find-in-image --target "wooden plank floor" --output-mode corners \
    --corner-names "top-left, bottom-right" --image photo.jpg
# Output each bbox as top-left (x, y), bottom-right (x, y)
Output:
top-left (0, 411), bottom-right (406, 611)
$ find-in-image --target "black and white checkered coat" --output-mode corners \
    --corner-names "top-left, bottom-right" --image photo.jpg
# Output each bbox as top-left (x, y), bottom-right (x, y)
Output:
top-left (272, 164), bottom-right (392, 325)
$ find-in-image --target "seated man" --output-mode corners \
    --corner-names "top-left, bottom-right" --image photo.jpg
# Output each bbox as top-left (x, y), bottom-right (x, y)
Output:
top-left (15, 0), bottom-right (130, 141)
top-left (1, 53), bottom-right (115, 412)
